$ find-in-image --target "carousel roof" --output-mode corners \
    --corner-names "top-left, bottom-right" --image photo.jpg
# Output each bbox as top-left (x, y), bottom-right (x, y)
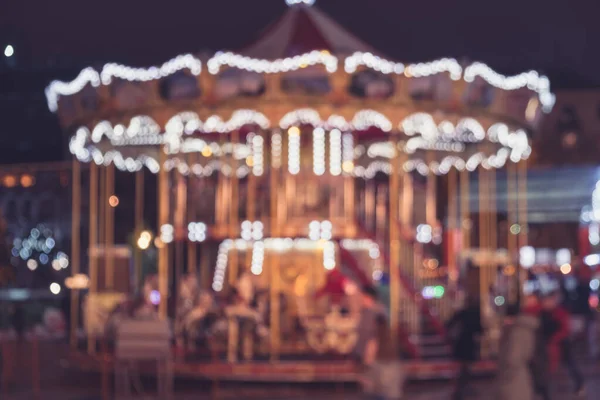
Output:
top-left (239, 2), bottom-right (377, 59)
top-left (44, 0), bottom-right (558, 177)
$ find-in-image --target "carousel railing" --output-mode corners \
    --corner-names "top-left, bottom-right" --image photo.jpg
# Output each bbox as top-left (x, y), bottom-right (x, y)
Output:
top-left (356, 221), bottom-right (447, 339)
top-left (337, 244), bottom-right (419, 358)
top-left (337, 244), bottom-right (372, 288)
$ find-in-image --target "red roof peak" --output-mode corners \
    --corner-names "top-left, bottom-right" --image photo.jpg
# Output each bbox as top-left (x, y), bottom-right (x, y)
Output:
top-left (240, 4), bottom-right (377, 59)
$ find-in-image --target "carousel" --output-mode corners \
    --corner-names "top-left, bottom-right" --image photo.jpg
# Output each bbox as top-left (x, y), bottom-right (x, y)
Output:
top-left (47, 0), bottom-right (553, 380)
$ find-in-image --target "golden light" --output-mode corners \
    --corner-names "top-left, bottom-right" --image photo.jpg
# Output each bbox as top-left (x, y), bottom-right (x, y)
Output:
top-left (154, 237), bottom-right (165, 249)
top-left (562, 132), bottom-right (578, 148)
top-left (424, 259), bottom-right (439, 270)
top-left (342, 161), bottom-right (354, 173)
top-left (20, 174), bottom-right (35, 188)
top-left (65, 274), bottom-right (90, 290)
top-left (201, 146), bottom-right (213, 157)
top-left (2, 175), bottom-right (16, 188)
top-left (137, 238), bottom-right (150, 250)
top-left (288, 126), bottom-right (300, 136)
top-left (526, 97), bottom-right (539, 122)
top-left (140, 231), bottom-right (152, 242)
top-left (320, 50), bottom-right (331, 56)
top-left (108, 195), bottom-right (119, 207)
top-left (137, 230), bottom-right (153, 250)
top-left (560, 264), bottom-right (572, 275)
top-left (503, 265), bottom-right (516, 276)
top-left (246, 156), bottom-right (254, 167)
top-left (294, 274), bottom-right (308, 297)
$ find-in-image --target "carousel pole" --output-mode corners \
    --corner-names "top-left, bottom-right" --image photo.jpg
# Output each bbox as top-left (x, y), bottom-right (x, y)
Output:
top-left (215, 130), bottom-right (227, 228)
top-left (478, 166), bottom-right (488, 358)
top-left (175, 170), bottom-right (187, 291)
top-left (389, 140), bottom-right (402, 351)
top-left (285, 128), bottom-right (296, 232)
top-left (158, 151), bottom-right (169, 319)
top-left (376, 185), bottom-right (387, 248)
top-left (247, 132), bottom-right (258, 269)
top-left (70, 160), bottom-right (81, 349)
top-left (426, 153), bottom-right (437, 227)
top-left (229, 131), bottom-right (240, 286)
top-left (105, 164), bottom-right (115, 290)
top-left (187, 154), bottom-right (198, 281)
top-left (400, 153), bottom-right (414, 333)
top-left (343, 133), bottom-right (356, 236)
top-left (489, 167), bottom-right (497, 291)
top-left (402, 170), bottom-right (413, 228)
top-left (478, 167), bottom-right (488, 303)
top-left (98, 166), bottom-right (106, 287)
top-left (507, 162), bottom-right (518, 304)
top-left (197, 158), bottom-right (210, 291)
top-left (448, 168), bottom-right (458, 289)
top-left (134, 169), bottom-right (144, 291)
top-left (517, 159), bottom-right (528, 303)
top-left (424, 153), bottom-right (436, 325)
top-left (365, 180), bottom-right (376, 232)
top-left (485, 167), bottom-right (498, 359)
top-left (270, 130), bottom-right (281, 361)
top-left (214, 171), bottom-right (223, 226)
top-left (87, 162), bottom-right (99, 354)
top-left (460, 169), bottom-right (471, 250)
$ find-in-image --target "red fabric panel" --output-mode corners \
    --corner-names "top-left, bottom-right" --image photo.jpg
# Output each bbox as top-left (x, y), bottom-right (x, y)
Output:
top-left (578, 226), bottom-right (590, 257)
top-left (444, 229), bottom-right (462, 268)
top-left (285, 8), bottom-right (332, 56)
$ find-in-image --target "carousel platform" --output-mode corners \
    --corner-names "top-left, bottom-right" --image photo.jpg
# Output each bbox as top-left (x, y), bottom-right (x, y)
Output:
top-left (69, 350), bottom-right (496, 382)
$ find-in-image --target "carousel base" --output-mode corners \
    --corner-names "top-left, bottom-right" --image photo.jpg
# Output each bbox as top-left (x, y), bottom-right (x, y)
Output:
top-left (69, 350), bottom-right (496, 382)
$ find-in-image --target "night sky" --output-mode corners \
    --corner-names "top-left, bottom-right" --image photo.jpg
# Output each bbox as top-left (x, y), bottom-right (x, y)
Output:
top-left (0, 0), bottom-right (599, 163)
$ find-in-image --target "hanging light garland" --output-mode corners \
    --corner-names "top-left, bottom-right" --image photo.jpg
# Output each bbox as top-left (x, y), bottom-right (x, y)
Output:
top-left (69, 107), bottom-right (531, 177)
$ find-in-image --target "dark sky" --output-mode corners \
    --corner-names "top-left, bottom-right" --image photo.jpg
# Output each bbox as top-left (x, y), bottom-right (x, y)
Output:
top-left (1, 0), bottom-right (599, 83)
top-left (0, 0), bottom-right (599, 164)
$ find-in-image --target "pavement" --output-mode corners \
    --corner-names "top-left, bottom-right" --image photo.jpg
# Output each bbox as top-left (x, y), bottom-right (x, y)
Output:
top-left (2, 341), bottom-right (600, 399)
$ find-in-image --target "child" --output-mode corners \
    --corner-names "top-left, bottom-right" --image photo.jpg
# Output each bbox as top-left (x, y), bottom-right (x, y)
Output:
top-left (364, 315), bottom-right (405, 400)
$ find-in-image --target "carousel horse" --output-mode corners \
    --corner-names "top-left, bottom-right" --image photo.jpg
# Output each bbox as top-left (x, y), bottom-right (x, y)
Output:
top-left (105, 274), bottom-right (159, 339)
top-left (301, 272), bottom-right (362, 354)
top-left (104, 295), bottom-right (158, 341)
top-left (181, 291), bottom-right (219, 351)
top-left (174, 274), bottom-right (199, 347)
top-left (214, 274), bottom-right (279, 362)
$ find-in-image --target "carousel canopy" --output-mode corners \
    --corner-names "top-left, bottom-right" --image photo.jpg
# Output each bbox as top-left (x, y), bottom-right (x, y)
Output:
top-left (44, 0), bottom-right (557, 178)
top-left (240, 1), bottom-right (377, 59)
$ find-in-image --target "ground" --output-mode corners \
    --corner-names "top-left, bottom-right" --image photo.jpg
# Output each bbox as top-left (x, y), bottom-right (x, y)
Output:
top-left (3, 341), bottom-right (600, 399)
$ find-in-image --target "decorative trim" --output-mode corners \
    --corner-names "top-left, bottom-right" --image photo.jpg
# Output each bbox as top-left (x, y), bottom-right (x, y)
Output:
top-left (45, 54), bottom-right (202, 112)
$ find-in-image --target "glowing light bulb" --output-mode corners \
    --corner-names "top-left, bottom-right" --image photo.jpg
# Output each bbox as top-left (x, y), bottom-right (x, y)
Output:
top-left (286, 0), bottom-right (316, 7)
top-left (4, 45), bottom-right (14, 58)
top-left (108, 195), bottom-right (119, 207)
top-left (50, 283), bottom-right (61, 295)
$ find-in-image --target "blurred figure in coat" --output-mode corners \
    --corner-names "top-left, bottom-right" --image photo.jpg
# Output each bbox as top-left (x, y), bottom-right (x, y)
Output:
top-left (494, 299), bottom-right (540, 400)
top-left (446, 295), bottom-right (483, 400)
top-left (541, 291), bottom-right (586, 396)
